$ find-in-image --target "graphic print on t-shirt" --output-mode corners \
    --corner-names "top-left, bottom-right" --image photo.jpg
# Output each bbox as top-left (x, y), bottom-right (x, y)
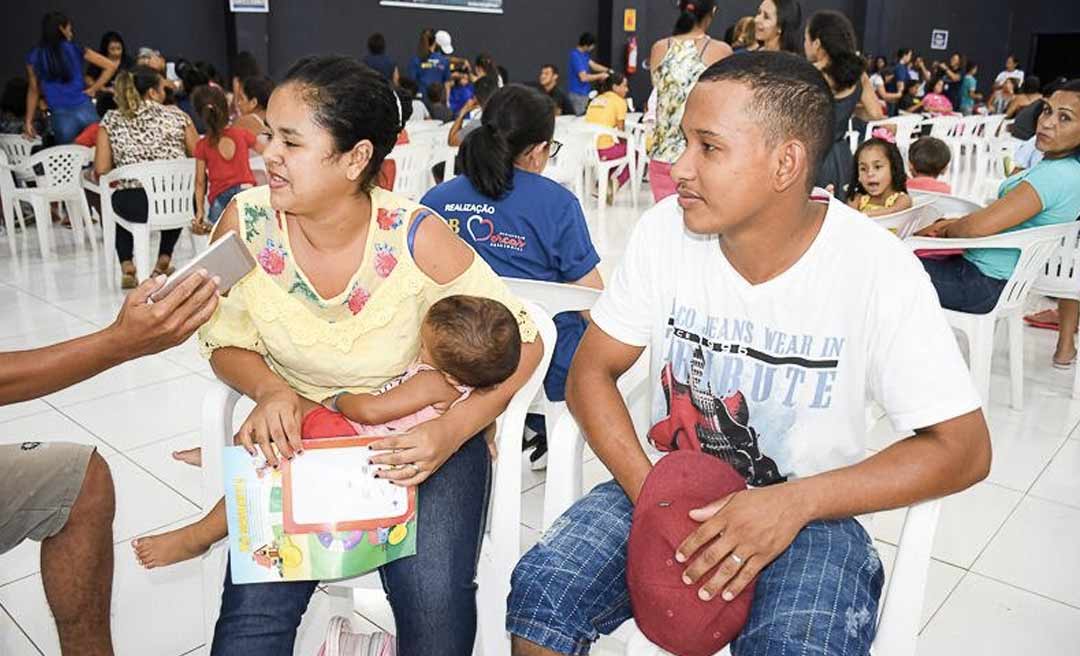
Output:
top-left (648, 304), bottom-right (846, 487)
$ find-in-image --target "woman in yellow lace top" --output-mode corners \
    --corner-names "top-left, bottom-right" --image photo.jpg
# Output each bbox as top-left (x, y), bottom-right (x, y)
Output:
top-left (157, 56), bottom-right (541, 655)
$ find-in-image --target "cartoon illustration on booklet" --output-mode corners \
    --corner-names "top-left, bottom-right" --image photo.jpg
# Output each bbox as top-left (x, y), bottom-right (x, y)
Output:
top-left (223, 436), bottom-right (417, 584)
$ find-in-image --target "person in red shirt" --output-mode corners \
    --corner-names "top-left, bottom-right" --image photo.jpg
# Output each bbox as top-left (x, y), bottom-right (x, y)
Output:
top-left (191, 85), bottom-right (258, 234)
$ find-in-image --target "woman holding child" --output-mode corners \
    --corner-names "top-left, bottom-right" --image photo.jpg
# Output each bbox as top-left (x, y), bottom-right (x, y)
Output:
top-left (134, 55), bottom-right (542, 655)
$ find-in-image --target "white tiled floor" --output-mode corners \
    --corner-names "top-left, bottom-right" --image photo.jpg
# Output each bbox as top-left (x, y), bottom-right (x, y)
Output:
top-left (2, 190), bottom-right (1080, 655)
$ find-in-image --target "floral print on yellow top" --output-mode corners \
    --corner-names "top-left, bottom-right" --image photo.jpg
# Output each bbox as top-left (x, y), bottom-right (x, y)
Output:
top-left (649, 36), bottom-right (711, 164)
top-left (857, 192), bottom-right (903, 213)
top-left (199, 185), bottom-right (536, 402)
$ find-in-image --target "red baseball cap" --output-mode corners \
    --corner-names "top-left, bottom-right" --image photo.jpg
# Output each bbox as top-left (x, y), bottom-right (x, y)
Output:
top-left (627, 450), bottom-right (755, 656)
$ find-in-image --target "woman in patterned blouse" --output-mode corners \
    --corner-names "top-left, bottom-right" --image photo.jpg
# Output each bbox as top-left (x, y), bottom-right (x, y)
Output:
top-left (94, 64), bottom-right (197, 288)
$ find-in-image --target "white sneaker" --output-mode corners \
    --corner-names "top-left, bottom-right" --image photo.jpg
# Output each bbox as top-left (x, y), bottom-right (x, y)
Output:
top-left (319, 616), bottom-right (397, 656)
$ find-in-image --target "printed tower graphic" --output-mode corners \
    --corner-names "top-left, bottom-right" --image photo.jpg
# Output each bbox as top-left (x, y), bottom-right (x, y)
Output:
top-left (649, 346), bottom-right (786, 486)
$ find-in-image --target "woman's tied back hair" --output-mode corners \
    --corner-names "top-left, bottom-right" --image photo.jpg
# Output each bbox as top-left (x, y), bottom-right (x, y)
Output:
top-left (424, 296), bottom-right (522, 390)
top-left (282, 55), bottom-right (401, 192)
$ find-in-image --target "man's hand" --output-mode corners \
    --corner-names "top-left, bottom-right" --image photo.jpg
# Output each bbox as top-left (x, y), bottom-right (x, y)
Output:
top-left (914, 217), bottom-right (957, 238)
top-left (109, 271), bottom-right (219, 358)
top-left (676, 483), bottom-right (812, 602)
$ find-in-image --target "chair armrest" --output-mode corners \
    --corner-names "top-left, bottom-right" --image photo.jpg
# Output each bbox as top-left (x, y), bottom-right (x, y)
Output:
top-left (905, 231), bottom-right (1053, 251)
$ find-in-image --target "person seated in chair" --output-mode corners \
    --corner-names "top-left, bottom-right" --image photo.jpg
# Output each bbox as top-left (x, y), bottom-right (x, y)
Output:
top-left (507, 52), bottom-right (991, 656)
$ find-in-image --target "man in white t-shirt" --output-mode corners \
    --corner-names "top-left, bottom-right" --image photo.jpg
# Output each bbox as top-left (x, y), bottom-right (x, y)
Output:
top-left (995, 54), bottom-right (1025, 89)
top-left (507, 52), bottom-right (991, 656)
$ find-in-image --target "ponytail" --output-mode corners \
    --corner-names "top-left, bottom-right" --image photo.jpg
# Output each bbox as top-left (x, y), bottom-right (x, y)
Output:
top-left (114, 65), bottom-right (164, 119)
top-left (459, 124), bottom-right (516, 198)
top-left (193, 84), bottom-right (228, 145)
top-left (807, 10), bottom-right (862, 90)
top-left (673, 0), bottom-right (716, 36)
top-left (458, 84), bottom-right (555, 199)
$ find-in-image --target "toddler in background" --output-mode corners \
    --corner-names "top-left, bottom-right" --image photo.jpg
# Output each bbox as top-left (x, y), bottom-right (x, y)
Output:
top-left (191, 85), bottom-right (258, 234)
top-left (847, 137), bottom-right (913, 217)
top-left (131, 295), bottom-right (522, 570)
top-left (906, 137), bottom-right (953, 194)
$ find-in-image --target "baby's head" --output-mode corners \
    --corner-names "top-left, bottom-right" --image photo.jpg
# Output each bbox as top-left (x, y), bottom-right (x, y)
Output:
top-left (420, 295), bottom-right (522, 389)
top-left (851, 137), bottom-right (907, 197)
top-left (908, 136), bottom-right (951, 179)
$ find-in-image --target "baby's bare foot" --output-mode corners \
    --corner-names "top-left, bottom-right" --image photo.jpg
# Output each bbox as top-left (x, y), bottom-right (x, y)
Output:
top-left (132, 528), bottom-right (209, 569)
top-left (172, 447), bottom-right (202, 467)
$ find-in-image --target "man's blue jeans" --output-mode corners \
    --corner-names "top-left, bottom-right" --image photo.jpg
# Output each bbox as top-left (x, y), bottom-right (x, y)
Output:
top-left (508, 480), bottom-right (884, 655)
top-left (210, 434), bottom-right (492, 656)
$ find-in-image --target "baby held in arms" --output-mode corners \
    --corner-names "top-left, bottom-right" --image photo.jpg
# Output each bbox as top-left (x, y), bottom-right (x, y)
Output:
top-left (132, 295), bottom-right (522, 569)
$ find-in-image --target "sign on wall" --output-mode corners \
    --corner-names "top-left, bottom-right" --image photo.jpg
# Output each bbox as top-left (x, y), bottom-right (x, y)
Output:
top-left (380, 0), bottom-right (503, 13)
top-left (930, 29), bottom-right (949, 51)
top-left (230, 0), bottom-right (269, 12)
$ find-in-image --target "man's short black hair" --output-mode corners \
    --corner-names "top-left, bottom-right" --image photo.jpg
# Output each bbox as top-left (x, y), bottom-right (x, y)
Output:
top-left (541, 63), bottom-right (559, 76)
top-left (697, 51), bottom-right (834, 190)
top-left (579, 32), bottom-right (596, 47)
top-left (897, 47), bottom-right (912, 60)
top-left (368, 33), bottom-right (386, 55)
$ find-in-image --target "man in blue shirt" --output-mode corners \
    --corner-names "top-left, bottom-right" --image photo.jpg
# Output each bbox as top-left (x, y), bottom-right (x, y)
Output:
top-left (568, 32), bottom-right (612, 116)
top-left (887, 48), bottom-right (912, 115)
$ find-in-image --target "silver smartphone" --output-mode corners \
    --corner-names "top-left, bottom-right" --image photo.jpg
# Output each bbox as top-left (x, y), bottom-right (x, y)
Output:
top-left (149, 231), bottom-right (256, 303)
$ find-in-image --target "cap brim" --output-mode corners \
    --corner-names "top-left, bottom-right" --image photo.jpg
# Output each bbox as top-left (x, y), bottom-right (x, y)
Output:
top-left (442, 45), bottom-right (454, 54)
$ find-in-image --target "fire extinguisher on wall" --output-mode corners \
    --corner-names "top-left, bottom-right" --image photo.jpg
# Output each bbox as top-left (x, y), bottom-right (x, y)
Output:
top-left (626, 35), bottom-right (638, 75)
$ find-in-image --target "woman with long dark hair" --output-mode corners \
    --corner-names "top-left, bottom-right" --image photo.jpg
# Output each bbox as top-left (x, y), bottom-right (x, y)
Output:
top-left (647, 0), bottom-right (732, 201)
top-left (804, 10), bottom-right (883, 197)
top-left (24, 12), bottom-right (118, 143)
top-left (422, 84), bottom-right (603, 470)
top-left (755, 0), bottom-right (803, 53)
top-left (84, 30), bottom-right (132, 88)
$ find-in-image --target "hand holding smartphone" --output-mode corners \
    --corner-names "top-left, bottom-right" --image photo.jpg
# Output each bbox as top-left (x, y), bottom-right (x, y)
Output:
top-left (149, 231), bottom-right (255, 303)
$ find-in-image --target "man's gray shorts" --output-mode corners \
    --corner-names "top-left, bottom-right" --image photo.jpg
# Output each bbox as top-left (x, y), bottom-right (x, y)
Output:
top-left (0, 442), bottom-right (95, 554)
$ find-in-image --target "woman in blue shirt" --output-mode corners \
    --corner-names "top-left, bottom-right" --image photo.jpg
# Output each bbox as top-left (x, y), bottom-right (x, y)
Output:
top-left (25, 12), bottom-right (118, 144)
top-left (422, 85), bottom-right (604, 468)
top-left (917, 81), bottom-right (1080, 363)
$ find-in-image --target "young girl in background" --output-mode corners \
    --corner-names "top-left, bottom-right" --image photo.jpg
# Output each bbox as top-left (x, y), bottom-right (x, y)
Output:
top-left (191, 85), bottom-right (257, 234)
top-left (585, 71), bottom-right (631, 203)
top-left (847, 136), bottom-right (912, 216)
top-left (922, 76), bottom-right (955, 115)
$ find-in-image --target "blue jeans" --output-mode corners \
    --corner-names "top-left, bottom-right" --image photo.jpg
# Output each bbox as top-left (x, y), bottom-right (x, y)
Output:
top-left (508, 480), bottom-right (884, 656)
top-left (208, 184), bottom-right (247, 225)
top-left (211, 434), bottom-right (492, 656)
top-left (49, 100), bottom-right (97, 145)
top-left (921, 255), bottom-right (1008, 314)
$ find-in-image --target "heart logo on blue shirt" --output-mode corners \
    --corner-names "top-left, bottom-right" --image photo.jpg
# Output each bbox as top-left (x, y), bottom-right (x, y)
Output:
top-left (467, 214), bottom-right (495, 242)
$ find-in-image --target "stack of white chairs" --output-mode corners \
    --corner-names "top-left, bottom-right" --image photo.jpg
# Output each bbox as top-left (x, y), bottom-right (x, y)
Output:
top-left (198, 301), bottom-right (557, 656)
top-left (98, 158), bottom-right (197, 283)
top-left (906, 222), bottom-right (1079, 408)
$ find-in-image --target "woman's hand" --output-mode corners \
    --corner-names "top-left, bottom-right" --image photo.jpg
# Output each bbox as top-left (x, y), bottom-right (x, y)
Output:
top-left (914, 218), bottom-right (958, 238)
top-left (234, 387), bottom-right (305, 467)
top-left (22, 120), bottom-right (37, 140)
top-left (676, 483), bottom-right (812, 602)
top-left (368, 419), bottom-right (459, 487)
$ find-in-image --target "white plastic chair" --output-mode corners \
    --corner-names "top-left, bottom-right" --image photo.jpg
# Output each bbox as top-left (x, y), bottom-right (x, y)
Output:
top-left (863, 115), bottom-right (924, 152)
top-left (1032, 227), bottom-right (1080, 398)
top-left (98, 158), bottom-right (197, 282)
top-left (622, 497), bottom-right (943, 656)
top-left (199, 301), bottom-right (556, 656)
top-left (544, 126), bottom-right (588, 202)
top-left (15, 145), bottom-right (97, 259)
top-left (909, 191), bottom-right (982, 217)
top-left (385, 142), bottom-right (432, 201)
top-left (871, 199), bottom-right (940, 239)
top-left (0, 151), bottom-right (28, 255)
top-left (906, 222), bottom-right (1079, 409)
top-left (579, 124), bottom-right (638, 218)
top-left (0, 134), bottom-right (40, 186)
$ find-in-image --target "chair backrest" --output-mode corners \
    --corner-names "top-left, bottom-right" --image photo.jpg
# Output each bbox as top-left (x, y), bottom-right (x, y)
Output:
top-left (386, 142), bottom-right (432, 200)
top-left (910, 191), bottom-right (983, 217)
top-left (1034, 222), bottom-right (1080, 300)
top-left (28, 145), bottom-right (92, 193)
top-left (0, 150), bottom-right (17, 202)
top-left (503, 278), bottom-right (601, 316)
top-left (864, 115), bottom-right (924, 147)
top-left (0, 135), bottom-right (40, 172)
top-left (871, 200), bottom-right (940, 239)
top-left (993, 222), bottom-right (1080, 314)
top-left (101, 158), bottom-right (197, 228)
top-left (925, 115), bottom-right (962, 139)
